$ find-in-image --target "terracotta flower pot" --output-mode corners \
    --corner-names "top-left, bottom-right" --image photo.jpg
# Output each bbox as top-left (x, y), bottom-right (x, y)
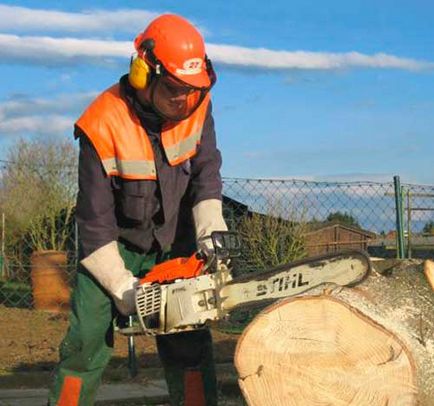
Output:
top-left (30, 250), bottom-right (71, 313)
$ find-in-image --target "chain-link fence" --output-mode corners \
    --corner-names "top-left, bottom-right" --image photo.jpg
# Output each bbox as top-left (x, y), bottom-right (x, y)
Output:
top-left (0, 221), bottom-right (78, 309)
top-left (224, 178), bottom-right (434, 268)
top-left (1, 176), bottom-right (434, 309)
top-left (223, 178), bottom-right (434, 234)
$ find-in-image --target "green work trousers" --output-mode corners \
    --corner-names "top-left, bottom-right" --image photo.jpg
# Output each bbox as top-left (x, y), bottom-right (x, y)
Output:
top-left (48, 242), bottom-right (217, 405)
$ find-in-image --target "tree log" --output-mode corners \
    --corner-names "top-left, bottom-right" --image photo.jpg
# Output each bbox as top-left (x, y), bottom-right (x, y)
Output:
top-left (424, 259), bottom-right (434, 291)
top-left (234, 259), bottom-right (434, 406)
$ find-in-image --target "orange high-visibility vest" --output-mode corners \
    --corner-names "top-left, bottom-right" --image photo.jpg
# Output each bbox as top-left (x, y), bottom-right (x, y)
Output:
top-left (75, 84), bottom-right (210, 180)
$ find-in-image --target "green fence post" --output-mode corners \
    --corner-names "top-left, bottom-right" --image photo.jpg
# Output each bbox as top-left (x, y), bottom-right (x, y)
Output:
top-left (406, 190), bottom-right (412, 259)
top-left (393, 176), bottom-right (405, 259)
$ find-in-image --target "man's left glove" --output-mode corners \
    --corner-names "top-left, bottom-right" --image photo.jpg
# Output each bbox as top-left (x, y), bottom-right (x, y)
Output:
top-left (192, 199), bottom-right (228, 267)
top-left (81, 241), bottom-right (138, 315)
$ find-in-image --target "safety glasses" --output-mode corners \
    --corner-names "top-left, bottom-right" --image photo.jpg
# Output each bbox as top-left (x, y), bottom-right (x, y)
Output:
top-left (145, 48), bottom-right (216, 121)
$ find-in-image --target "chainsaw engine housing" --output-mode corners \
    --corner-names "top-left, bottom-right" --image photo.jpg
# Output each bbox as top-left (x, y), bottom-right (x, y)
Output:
top-left (136, 272), bottom-right (230, 335)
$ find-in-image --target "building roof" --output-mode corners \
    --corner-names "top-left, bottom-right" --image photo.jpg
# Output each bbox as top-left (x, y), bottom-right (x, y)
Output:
top-left (305, 221), bottom-right (377, 239)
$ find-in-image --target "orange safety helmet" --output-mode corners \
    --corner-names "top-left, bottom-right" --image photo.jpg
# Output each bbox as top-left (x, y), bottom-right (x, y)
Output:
top-left (135, 14), bottom-right (212, 88)
top-left (129, 14), bottom-right (216, 121)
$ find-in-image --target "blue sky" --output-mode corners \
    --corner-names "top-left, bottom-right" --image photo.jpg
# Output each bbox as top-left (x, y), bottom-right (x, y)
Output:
top-left (0, 1), bottom-right (433, 184)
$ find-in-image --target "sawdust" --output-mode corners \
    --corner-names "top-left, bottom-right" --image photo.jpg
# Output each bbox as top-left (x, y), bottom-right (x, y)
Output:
top-left (335, 261), bottom-right (434, 405)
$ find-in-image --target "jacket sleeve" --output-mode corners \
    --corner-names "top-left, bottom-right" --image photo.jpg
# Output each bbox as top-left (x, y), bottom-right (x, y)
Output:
top-left (75, 127), bottom-right (119, 258)
top-left (188, 101), bottom-right (223, 206)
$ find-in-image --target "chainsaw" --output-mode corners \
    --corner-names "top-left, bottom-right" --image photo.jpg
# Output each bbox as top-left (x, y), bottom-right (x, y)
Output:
top-left (134, 231), bottom-right (371, 335)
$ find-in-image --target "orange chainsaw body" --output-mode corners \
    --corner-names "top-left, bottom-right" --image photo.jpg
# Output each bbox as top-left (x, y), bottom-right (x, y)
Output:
top-left (139, 253), bottom-right (206, 285)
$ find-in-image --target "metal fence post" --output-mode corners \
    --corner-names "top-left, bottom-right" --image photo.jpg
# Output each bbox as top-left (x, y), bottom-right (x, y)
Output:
top-left (393, 176), bottom-right (405, 259)
top-left (74, 219), bottom-right (79, 268)
top-left (407, 190), bottom-right (412, 259)
top-left (1, 213), bottom-right (4, 279)
top-left (127, 315), bottom-right (138, 378)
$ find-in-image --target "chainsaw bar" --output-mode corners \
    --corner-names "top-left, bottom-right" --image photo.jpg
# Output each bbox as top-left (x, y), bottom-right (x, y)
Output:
top-left (219, 250), bottom-right (371, 312)
top-left (135, 249), bottom-right (371, 335)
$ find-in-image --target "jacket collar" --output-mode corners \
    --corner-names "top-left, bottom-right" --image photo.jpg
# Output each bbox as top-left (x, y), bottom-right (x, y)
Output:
top-left (119, 74), bottom-right (163, 134)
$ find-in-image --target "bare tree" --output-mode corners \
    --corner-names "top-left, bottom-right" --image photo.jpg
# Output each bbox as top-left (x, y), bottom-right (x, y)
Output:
top-left (0, 137), bottom-right (78, 258)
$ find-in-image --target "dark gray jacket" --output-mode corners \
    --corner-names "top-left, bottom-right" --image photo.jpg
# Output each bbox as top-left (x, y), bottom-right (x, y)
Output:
top-left (75, 75), bottom-right (223, 258)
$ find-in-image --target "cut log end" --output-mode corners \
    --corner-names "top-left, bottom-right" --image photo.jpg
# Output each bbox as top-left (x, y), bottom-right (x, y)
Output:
top-left (235, 296), bottom-right (418, 406)
top-left (424, 259), bottom-right (434, 291)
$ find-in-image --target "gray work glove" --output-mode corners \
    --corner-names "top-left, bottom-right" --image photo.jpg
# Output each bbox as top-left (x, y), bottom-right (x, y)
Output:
top-left (81, 241), bottom-right (138, 316)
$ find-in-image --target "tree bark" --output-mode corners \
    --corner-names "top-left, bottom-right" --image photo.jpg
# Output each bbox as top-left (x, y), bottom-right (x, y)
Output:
top-left (235, 259), bottom-right (434, 406)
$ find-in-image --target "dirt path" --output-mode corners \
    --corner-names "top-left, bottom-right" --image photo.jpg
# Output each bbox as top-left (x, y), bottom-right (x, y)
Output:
top-left (0, 305), bottom-right (238, 383)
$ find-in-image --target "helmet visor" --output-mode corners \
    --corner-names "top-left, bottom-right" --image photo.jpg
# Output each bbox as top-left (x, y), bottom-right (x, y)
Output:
top-left (151, 74), bottom-right (209, 121)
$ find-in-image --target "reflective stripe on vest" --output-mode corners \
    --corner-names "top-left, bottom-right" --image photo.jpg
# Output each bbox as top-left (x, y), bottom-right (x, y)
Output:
top-left (162, 93), bottom-right (209, 165)
top-left (164, 129), bottom-right (202, 164)
top-left (101, 157), bottom-right (156, 179)
top-left (75, 84), bottom-right (209, 180)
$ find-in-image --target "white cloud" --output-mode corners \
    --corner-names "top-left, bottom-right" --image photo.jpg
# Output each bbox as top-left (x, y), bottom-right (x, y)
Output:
top-left (0, 5), bottom-right (159, 33)
top-left (0, 33), bottom-right (431, 71)
top-left (0, 34), bottom-right (131, 65)
top-left (0, 92), bottom-right (98, 118)
top-left (0, 5), bottom-right (431, 70)
top-left (0, 114), bottom-right (73, 136)
top-left (206, 44), bottom-right (434, 71)
top-left (0, 92), bottom-right (98, 138)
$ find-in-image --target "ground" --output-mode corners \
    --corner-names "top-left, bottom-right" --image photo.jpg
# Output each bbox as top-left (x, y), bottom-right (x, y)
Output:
top-left (0, 305), bottom-right (240, 388)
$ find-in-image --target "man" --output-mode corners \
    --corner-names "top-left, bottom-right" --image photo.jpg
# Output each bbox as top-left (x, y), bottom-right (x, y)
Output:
top-left (48, 13), bottom-right (227, 406)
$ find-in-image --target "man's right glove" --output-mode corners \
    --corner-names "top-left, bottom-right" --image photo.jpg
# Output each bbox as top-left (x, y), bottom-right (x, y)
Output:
top-left (81, 241), bottom-right (138, 315)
